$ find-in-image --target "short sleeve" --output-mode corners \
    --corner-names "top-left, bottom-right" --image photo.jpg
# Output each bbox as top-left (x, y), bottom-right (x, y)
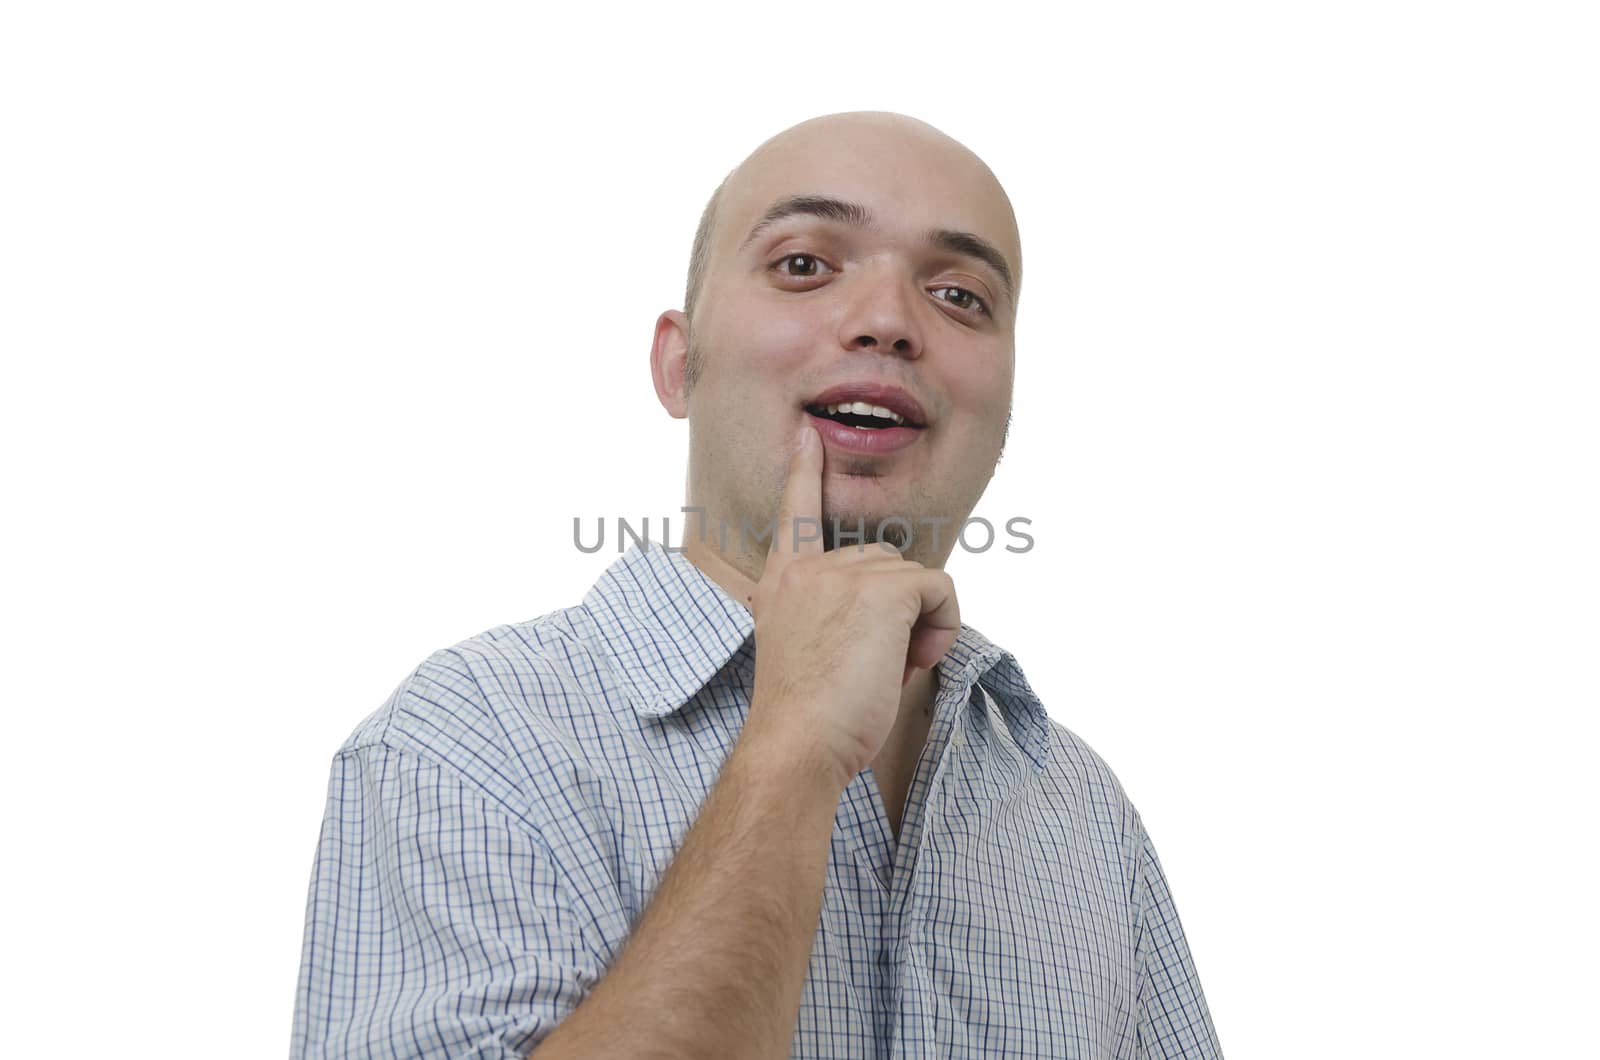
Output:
top-left (1131, 814), bottom-right (1224, 1058)
top-left (291, 742), bottom-right (606, 1059)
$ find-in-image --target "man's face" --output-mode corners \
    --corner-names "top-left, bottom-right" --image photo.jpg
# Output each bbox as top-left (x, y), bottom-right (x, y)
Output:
top-left (670, 115), bottom-right (1021, 570)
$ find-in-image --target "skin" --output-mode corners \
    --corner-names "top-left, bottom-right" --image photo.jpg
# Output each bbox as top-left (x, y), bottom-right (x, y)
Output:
top-left (648, 110), bottom-right (1023, 829)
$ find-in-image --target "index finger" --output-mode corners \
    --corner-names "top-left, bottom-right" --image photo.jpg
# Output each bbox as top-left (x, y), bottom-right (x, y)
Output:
top-left (769, 423), bottom-right (824, 564)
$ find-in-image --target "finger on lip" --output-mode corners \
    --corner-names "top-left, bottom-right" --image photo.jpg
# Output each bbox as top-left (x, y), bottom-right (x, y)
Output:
top-left (804, 410), bottom-right (925, 455)
top-left (769, 423), bottom-right (825, 560)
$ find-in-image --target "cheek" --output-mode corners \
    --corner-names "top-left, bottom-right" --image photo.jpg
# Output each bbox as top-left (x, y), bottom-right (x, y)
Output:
top-left (740, 301), bottom-right (823, 368)
top-left (700, 305), bottom-right (811, 384)
top-left (948, 360), bottom-right (1013, 419)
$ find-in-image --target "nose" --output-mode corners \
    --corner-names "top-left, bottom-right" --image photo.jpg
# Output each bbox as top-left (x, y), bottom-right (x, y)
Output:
top-left (836, 261), bottom-right (925, 360)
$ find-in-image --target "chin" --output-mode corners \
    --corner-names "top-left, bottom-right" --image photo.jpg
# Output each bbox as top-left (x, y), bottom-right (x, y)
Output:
top-left (819, 511), bottom-right (913, 552)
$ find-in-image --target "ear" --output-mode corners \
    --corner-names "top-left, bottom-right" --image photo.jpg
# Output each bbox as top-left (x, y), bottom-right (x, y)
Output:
top-left (650, 309), bottom-right (691, 419)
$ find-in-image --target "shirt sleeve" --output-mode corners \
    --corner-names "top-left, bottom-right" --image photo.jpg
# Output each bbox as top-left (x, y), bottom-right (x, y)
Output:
top-left (1131, 813), bottom-right (1224, 1058)
top-left (291, 741), bottom-right (606, 1059)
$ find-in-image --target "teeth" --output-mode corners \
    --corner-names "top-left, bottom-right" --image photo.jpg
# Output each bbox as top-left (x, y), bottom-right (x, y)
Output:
top-left (821, 401), bottom-right (906, 426)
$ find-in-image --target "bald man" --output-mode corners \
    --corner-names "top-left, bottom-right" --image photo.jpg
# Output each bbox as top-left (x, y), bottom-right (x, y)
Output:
top-left (292, 112), bottom-right (1223, 1059)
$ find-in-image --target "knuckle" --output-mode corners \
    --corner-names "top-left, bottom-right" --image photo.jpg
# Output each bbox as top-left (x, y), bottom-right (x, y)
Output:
top-left (863, 575), bottom-right (901, 605)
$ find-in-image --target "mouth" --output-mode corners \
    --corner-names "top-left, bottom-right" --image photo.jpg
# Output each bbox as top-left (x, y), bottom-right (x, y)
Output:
top-left (800, 384), bottom-right (928, 457)
top-left (802, 401), bottom-right (925, 431)
top-left (800, 382), bottom-right (929, 431)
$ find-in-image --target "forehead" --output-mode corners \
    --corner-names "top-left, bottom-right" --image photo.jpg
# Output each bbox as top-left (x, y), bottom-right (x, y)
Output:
top-left (718, 123), bottom-right (1020, 273)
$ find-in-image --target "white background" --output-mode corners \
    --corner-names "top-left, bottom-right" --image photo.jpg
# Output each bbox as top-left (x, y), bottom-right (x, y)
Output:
top-left (3, 1), bottom-right (1595, 1056)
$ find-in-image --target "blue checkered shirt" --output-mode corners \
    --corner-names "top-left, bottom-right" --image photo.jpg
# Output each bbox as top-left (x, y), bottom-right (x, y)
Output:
top-left (292, 542), bottom-right (1222, 1058)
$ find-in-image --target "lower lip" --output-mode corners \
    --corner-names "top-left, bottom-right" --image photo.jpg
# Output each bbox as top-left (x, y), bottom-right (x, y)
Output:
top-left (804, 412), bottom-right (925, 454)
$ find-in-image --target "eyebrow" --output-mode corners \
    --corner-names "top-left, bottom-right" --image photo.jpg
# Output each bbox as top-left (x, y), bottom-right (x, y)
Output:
top-left (739, 194), bottom-right (1016, 312)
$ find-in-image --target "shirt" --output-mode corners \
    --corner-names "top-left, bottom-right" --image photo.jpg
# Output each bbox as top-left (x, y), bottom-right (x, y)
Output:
top-left (292, 541), bottom-right (1222, 1058)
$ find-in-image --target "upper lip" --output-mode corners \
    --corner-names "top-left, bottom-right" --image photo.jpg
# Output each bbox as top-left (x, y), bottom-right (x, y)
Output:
top-left (803, 382), bottom-right (929, 427)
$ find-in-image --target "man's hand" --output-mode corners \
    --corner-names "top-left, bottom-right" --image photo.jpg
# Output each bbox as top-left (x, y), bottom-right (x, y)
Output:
top-left (744, 424), bottom-right (962, 789)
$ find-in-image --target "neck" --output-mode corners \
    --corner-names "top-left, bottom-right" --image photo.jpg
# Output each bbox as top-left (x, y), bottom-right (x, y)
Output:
top-left (680, 521), bottom-right (764, 611)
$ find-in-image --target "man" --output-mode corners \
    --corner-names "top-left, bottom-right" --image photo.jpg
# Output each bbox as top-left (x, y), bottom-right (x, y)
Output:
top-left (292, 111), bottom-right (1223, 1058)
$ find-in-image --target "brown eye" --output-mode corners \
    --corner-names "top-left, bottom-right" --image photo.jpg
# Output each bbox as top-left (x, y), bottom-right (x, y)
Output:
top-left (776, 253), bottom-right (825, 277)
top-left (933, 286), bottom-right (991, 317)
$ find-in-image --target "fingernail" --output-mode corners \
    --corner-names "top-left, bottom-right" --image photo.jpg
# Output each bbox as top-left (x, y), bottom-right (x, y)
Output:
top-left (796, 425), bottom-right (812, 450)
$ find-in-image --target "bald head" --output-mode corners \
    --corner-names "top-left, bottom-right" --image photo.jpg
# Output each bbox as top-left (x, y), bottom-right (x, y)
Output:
top-left (682, 111), bottom-right (1021, 340)
top-left (657, 111), bottom-right (1024, 577)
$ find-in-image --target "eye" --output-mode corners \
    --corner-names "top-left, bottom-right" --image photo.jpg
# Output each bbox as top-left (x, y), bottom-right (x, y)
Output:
top-left (771, 253), bottom-right (834, 278)
top-left (932, 285), bottom-right (991, 318)
top-left (770, 254), bottom-right (991, 319)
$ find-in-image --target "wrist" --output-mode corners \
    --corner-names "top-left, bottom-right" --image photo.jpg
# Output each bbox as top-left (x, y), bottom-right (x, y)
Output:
top-left (732, 713), bottom-right (855, 801)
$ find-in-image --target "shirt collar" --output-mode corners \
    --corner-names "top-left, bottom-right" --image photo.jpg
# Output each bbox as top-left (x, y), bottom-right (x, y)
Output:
top-left (582, 541), bottom-right (1055, 772)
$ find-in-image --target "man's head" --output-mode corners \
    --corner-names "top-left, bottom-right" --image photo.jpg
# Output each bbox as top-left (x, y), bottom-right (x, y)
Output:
top-left (651, 110), bottom-right (1022, 577)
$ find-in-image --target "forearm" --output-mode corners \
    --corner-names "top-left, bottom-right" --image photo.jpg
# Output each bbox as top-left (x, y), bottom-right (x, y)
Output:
top-left (533, 723), bottom-right (847, 1059)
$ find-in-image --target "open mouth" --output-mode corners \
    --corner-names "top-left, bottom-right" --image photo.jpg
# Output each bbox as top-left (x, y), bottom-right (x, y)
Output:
top-left (803, 401), bottom-right (926, 431)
